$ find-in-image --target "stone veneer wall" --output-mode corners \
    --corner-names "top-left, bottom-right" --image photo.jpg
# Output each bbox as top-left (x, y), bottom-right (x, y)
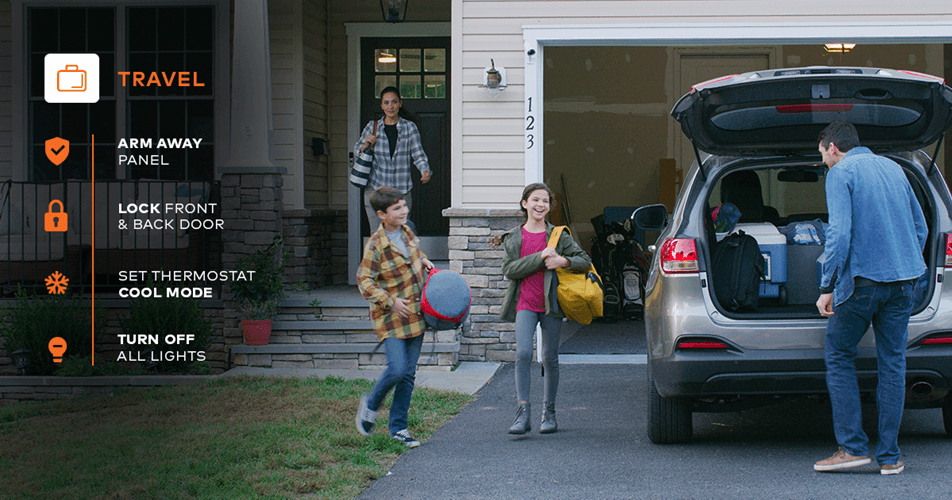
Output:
top-left (219, 170), bottom-right (286, 358)
top-left (444, 208), bottom-right (525, 362)
top-left (282, 208), bottom-right (347, 288)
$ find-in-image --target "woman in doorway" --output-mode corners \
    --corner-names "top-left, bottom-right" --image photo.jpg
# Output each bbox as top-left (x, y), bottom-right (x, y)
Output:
top-left (494, 183), bottom-right (592, 435)
top-left (354, 86), bottom-right (432, 230)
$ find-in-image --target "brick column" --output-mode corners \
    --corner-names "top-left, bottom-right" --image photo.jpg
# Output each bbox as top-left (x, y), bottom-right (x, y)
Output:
top-left (443, 208), bottom-right (524, 362)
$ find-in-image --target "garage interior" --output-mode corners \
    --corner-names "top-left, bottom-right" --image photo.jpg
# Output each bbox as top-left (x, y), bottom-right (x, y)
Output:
top-left (542, 43), bottom-right (952, 252)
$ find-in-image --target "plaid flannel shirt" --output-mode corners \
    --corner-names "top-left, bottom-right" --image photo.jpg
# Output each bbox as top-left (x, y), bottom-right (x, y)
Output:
top-left (353, 117), bottom-right (430, 193)
top-left (356, 224), bottom-right (429, 340)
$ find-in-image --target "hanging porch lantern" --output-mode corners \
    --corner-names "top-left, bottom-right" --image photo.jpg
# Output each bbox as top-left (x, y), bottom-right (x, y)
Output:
top-left (381, 0), bottom-right (409, 23)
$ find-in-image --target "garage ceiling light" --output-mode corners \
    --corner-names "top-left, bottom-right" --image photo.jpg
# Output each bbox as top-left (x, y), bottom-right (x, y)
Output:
top-left (824, 43), bottom-right (856, 53)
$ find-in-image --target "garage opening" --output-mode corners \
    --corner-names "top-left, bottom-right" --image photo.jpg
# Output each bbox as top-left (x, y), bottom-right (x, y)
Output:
top-left (542, 43), bottom-right (951, 350)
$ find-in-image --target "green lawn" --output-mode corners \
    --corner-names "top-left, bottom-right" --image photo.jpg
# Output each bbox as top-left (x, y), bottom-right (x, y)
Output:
top-left (0, 376), bottom-right (472, 499)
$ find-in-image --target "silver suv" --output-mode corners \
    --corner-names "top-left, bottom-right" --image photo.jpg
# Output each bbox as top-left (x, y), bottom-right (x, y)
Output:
top-left (634, 67), bottom-right (952, 444)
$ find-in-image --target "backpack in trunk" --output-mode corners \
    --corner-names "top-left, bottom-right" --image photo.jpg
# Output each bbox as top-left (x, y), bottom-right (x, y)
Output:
top-left (711, 230), bottom-right (765, 312)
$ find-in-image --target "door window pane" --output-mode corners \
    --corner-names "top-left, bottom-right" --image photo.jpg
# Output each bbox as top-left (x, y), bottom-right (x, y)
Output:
top-left (400, 49), bottom-right (421, 72)
top-left (399, 75), bottom-right (421, 99)
top-left (375, 49), bottom-right (397, 72)
top-left (424, 75), bottom-right (446, 99)
top-left (375, 75), bottom-right (396, 98)
top-left (424, 49), bottom-right (445, 72)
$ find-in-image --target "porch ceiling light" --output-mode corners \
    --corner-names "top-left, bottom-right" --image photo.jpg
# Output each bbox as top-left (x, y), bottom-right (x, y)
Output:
top-left (381, 0), bottom-right (408, 23)
top-left (824, 43), bottom-right (856, 54)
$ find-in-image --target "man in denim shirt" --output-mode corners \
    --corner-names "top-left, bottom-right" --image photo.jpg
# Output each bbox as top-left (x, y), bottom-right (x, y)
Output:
top-left (813, 121), bottom-right (927, 475)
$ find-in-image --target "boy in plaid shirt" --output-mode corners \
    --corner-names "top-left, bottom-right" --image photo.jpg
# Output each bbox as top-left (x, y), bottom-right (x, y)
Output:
top-left (355, 186), bottom-right (434, 448)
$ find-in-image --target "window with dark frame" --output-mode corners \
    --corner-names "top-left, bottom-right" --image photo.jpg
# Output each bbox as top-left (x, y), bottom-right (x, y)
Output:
top-left (26, 5), bottom-right (215, 181)
top-left (28, 7), bottom-right (116, 181)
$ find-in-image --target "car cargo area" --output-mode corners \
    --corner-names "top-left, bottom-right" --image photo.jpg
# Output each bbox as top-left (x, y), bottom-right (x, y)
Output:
top-left (702, 160), bottom-right (936, 319)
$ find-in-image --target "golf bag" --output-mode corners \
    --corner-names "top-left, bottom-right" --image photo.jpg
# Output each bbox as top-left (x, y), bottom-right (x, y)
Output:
top-left (590, 211), bottom-right (649, 321)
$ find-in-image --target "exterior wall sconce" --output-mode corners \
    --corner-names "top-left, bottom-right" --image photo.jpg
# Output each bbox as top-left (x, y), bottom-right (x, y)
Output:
top-left (11, 348), bottom-right (31, 375)
top-left (311, 137), bottom-right (328, 157)
top-left (478, 59), bottom-right (507, 96)
top-left (381, 0), bottom-right (408, 23)
top-left (824, 43), bottom-right (856, 54)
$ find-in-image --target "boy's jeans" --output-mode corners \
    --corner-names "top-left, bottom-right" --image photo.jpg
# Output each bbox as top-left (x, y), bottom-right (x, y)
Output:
top-left (367, 334), bottom-right (423, 435)
top-left (825, 280), bottom-right (914, 465)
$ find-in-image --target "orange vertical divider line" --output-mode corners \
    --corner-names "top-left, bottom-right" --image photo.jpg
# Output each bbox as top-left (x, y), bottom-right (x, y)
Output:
top-left (92, 134), bottom-right (95, 366)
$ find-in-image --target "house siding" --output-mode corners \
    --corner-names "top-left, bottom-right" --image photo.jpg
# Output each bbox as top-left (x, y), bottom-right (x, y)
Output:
top-left (303, 0), bottom-right (328, 209)
top-left (270, 0), bottom-right (305, 209)
top-left (457, 0), bottom-right (952, 209)
top-left (0, 0), bottom-right (11, 181)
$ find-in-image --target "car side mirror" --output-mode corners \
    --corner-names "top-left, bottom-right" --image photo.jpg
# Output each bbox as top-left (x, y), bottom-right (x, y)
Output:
top-left (631, 204), bottom-right (668, 231)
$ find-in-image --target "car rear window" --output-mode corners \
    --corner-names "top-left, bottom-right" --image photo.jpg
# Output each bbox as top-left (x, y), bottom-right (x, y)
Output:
top-left (709, 166), bottom-right (828, 226)
top-left (711, 102), bottom-right (923, 132)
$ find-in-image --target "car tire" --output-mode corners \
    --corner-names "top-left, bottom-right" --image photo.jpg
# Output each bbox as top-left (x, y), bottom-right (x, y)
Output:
top-left (647, 369), bottom-right (693, 444)
top-left (943, 395), bottom-right (952, 437)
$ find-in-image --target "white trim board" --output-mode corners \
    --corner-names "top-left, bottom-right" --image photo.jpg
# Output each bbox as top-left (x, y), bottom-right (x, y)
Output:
top-left (522, 22), bottom-right (952, 46)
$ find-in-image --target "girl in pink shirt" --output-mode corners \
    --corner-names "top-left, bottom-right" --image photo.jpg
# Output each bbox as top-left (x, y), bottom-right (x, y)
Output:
top-left (495, 183), bottom-right (592, 435)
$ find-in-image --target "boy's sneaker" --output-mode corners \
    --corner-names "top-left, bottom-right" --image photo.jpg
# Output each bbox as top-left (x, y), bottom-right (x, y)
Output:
top-left (391, 429), bottom-right (420, 448)
top-left (880, 461), bottom-right (904, 475)
top-left (814, 447), bottom-right (871, 471)
top-left (355, 395), bottom-right (377, 436)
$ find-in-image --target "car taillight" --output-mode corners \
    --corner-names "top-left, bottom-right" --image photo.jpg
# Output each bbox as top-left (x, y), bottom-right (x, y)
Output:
top-left (946, 234), bottom-right (952, 267)
top-left (898, 69), bottom-right (945, 84)
top-left (660, 238), bottom-right (699, 274)
top-left (678, 341), bottom-right (729, 349)
top-left (690, 74), bottom-right (737, 92)
top-left (921, 334), bottom-right (952, 345)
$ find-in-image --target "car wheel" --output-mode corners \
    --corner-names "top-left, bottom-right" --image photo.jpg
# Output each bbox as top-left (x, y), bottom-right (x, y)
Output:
top-left (647, 369), bottom-right (693, 444)
top-left (943, 395), bottom-right (952, 437)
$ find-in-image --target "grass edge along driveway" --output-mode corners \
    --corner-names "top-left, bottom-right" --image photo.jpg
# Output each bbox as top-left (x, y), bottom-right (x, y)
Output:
top-left (0, 375), bottom-right (472, 500)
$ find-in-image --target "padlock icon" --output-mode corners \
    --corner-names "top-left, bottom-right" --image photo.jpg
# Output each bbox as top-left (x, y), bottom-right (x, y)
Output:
top-left (44, 200), bottom-right (68, 232)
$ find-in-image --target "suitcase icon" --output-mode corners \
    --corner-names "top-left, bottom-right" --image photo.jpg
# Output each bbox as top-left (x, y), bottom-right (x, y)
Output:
top-left (57, 65), bottom-right (87, 92)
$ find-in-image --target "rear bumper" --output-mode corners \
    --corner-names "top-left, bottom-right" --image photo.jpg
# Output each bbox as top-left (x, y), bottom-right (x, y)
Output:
top-left (652, 346), bottom-right (952, 401)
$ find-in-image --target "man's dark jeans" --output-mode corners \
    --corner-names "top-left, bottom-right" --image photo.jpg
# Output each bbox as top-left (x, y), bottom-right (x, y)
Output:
top-left (825, 279), bottom-right (915, 465)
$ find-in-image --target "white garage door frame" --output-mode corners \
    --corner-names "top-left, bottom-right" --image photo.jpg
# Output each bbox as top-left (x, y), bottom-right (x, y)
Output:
top-left (521, 22), bottom-right (952, 185)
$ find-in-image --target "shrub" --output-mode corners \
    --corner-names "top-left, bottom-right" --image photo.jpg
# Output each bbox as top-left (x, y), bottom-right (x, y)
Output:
top-left (117, 281), bottom-right (213, 373)
top-left (0, 287), bottom-right (104, 375)
top-left (229, 236), bottom-right (290, 320)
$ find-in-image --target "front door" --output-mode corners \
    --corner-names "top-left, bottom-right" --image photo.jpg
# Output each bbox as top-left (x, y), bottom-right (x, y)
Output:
top-left (360, 37), bottom-right (450, 257)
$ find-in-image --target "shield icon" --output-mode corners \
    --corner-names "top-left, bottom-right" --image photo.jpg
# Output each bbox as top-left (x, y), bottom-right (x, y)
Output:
top-left (45, 137), bottom-right (70, 166)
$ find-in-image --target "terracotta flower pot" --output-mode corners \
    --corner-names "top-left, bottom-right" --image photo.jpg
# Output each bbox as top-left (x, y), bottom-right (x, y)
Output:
top-left (242, 320), bottom-right (272, 345)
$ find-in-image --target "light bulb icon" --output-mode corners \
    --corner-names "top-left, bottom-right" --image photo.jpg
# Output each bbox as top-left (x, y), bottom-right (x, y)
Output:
top-left (49, 337), bottom-right (67, 363)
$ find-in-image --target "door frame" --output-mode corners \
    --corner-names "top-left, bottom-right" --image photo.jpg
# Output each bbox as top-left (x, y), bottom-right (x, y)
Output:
top-left (345, 22), bottom-right (450, 284)
top-left (521, 22), bottom-right (952, 191)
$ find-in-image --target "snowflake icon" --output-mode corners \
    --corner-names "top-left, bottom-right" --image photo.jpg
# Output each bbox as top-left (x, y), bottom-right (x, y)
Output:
top-left (46, 271), bottom-right (69, 295)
